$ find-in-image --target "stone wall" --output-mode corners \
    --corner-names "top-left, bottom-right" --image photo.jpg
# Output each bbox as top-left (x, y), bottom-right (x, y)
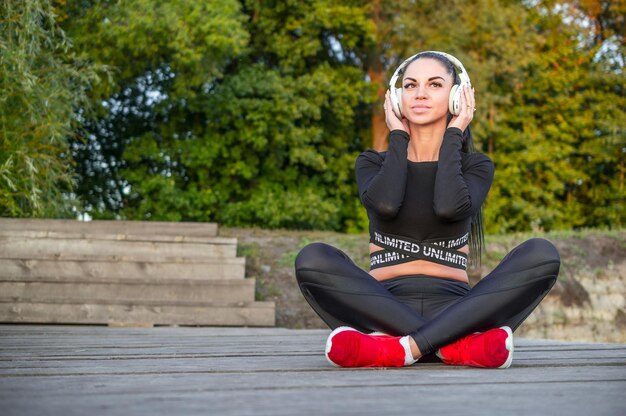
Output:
top-left (518, 261), bottom-right (626, 343)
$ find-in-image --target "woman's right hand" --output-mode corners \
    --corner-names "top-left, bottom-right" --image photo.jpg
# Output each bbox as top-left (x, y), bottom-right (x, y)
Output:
top-left (448, 84), bottom-right (475, 132)
top-left (384, 90), bottom-right (410, 133)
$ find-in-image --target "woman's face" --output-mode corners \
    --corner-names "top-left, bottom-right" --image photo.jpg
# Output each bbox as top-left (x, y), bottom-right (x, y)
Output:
top-left (401, 58), bottom-right (453, 126)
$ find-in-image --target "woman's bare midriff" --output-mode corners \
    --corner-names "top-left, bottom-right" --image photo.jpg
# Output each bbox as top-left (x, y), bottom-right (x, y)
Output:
top-left (368, 243), bottom-right (470, 283)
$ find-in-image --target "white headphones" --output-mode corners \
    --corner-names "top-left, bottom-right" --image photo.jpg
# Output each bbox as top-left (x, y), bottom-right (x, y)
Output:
top-left (389, 51), bottom-right (471, 118)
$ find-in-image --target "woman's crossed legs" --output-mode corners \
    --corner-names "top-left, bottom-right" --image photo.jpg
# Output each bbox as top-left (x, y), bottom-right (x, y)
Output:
top-left (294, 238), bottom-right (560, 367)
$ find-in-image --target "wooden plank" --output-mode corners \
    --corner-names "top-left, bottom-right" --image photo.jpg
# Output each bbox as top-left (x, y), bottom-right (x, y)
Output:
top-left (0, 229), bottom-right (232, 244)
top-left (0, 326), bottom-right (624, 416)
top-left (1, 367), bottom-right (625, 396)
top-left (1, 379), bottom-right (624, 416)
top-left (0, 341), bottom-right (624, 373)
top-left (0, 302), bottom-right (275, 326)
top-left (107, 322), bottom-right (154, 328)
top-left (1, 363), bottom-right (626, 398)
top-left (0, 327), bottom-right (620, 352)
top-left (0, 257), bottom-right (246, 280)
top-left (2, 327), bottom-right (621, 353)
top-left (0, 278), bottom-right (256, 304)
top-left (0, 218), bottom-right (218, 237)
top-left (3, 348), bottom-right (623, 375)
top-left (0, 327), bottom-right (623, 370)
top-left (0, 236), bottom-right (237, 260)
top-left (1, 342), bottom-right (624, 364)
top-left (0, 326), bottom-right (311, 346)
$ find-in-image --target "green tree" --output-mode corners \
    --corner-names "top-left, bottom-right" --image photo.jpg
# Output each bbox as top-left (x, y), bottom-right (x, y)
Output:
top-left (57, 0), bottom-right (623, 232)
top-left (374, 0), bottom-right (624, 233)
top-left (0, 0), bottom-right (96, 217)
top-left (57, 0), bottom-right (250, 217)
top-left (485, 1), bottom-right (625, 232)
top-left (61, 0), bottom-right (374, 230)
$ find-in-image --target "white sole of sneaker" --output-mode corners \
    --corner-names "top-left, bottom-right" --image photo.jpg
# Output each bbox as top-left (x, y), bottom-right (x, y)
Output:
top-left (498, 326), bottom-right (514, 369)
top-left (325, 326), bottom-right (360, 367)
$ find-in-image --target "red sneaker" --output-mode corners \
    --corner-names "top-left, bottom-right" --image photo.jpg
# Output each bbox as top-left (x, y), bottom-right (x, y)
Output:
top-left (436, 326), bottom-right (514, 369)
top-left (325, 327), bottom-right (409, 368)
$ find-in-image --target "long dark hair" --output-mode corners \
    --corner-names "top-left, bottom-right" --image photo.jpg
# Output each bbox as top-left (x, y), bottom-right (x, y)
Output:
top-left (401, 52), bottom-right (485, 266)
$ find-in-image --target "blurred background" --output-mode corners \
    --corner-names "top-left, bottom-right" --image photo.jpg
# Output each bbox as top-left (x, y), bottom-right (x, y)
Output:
top-left (1, 0), bottom-right (624, 234)
top-left (1, 0), bottom-right (625, 343)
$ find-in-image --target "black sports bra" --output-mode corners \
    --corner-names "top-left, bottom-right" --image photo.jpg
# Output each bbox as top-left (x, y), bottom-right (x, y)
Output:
top-left (355, 128), bottom-right (494, 270)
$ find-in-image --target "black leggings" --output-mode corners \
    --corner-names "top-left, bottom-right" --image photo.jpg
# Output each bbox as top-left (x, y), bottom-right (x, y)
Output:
top-left (295, 238), bottom-right (560, 357)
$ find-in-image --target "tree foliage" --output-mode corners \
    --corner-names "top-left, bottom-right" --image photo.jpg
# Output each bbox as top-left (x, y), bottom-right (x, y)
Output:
top-left (364, 0), bottom-right (624, 233)
top-left (60, 0), bottom-right (373, 230)
top-left (0, 0), bottom-right (96, 217)
top-left (482, 1), bottom-right (625, 232)
top-left (23, 0), bottom-right (624, 233)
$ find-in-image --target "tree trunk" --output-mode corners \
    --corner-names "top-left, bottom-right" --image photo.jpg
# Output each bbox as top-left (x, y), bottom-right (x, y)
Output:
top-left (369, 68), bottom-right (388, 151)
top-left (369, 0), bottom-right (387, 151)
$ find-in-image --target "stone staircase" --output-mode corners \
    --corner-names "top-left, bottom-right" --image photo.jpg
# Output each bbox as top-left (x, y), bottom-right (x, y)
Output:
top-left (0, 218), bottom-right (275, 326)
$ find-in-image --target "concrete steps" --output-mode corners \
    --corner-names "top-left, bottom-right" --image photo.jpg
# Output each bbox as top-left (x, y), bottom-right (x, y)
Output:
top-left (0, 301), bottom-right (275, 326)
top-left (0, 278), bottom-right (256, 304)
top-left (0, 234), bottom-right (238, 260)
top-left (0, 258), bottom-right (246, 280)
top-left (0, 218), bottom-right (219, 237)
top-left (0, 218), bottom-right (274, 327)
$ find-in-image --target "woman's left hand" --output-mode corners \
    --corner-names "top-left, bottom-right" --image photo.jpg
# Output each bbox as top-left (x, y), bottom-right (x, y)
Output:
top-left (448, 84), bottom-right (475, 132)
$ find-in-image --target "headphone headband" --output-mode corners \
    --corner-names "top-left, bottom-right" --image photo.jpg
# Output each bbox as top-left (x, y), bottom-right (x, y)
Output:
top-left (389, 51), bottom-right (471, 89)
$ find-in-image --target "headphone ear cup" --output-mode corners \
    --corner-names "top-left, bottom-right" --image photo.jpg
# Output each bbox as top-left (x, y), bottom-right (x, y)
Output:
top-left (449, 84), bottom-right (461, 115)
top-left (392, 87), bottom-right (403, 118)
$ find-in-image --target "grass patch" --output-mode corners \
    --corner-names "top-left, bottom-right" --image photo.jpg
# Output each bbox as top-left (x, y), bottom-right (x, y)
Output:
top-left (237, 242), bottom-right (259, 258)
top-left (277, 237), bottom-right (314, 267)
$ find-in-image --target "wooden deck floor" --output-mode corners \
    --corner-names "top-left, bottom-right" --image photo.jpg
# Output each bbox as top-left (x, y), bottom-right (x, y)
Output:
top-left (1, 325), bottom-right (625, 415)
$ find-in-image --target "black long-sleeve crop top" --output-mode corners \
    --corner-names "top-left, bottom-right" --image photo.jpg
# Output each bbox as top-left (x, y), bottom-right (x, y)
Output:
top-left (355, 127), bottom-right (494, 270)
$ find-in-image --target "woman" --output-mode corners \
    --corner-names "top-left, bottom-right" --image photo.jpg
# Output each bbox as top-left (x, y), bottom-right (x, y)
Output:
top-left (294, 51), bottom-right (561, 368)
